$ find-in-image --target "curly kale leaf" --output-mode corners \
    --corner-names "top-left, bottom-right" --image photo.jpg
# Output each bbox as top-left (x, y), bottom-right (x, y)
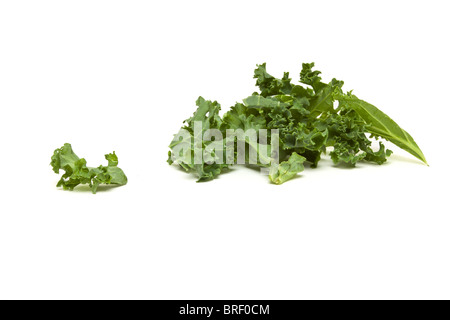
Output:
top-left (51, 143), bottom-right (128, 194)
top-left (254, 63), bottom-right (292, 97)
top-left (320, 110), bottom-right (392, 166)
top-left (168, 97), bottom-right (230, 182)
top-left (300, 63), bottom-right (344, 117)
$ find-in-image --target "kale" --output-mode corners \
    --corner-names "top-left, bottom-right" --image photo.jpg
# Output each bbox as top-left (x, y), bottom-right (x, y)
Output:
top-left (51, 143), bottom-right (128, 193)
top-left (168, 63), bottom-right (427, 184)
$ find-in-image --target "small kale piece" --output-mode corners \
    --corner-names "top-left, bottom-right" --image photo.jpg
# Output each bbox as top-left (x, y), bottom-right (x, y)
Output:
top-left (51, 143), bottom-right (128, 194)
top-left (269, 152), bottom-right (306, 185)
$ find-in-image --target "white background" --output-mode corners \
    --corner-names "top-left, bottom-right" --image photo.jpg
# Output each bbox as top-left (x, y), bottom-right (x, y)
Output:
top-left (0, 0), bottom-right (449, 300)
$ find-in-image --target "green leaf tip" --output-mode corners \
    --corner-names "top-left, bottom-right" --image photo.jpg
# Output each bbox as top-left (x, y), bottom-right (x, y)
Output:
top-left (337, 93), bottom-right (428, 165)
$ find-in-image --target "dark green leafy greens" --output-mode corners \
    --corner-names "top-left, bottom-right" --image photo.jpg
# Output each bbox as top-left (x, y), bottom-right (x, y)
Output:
top-left (168, 63), bottom-right (427, 184)
top-left (51, 143), bottom-right (128, 193)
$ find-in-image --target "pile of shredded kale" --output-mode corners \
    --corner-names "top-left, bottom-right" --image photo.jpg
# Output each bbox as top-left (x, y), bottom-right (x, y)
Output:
top-left (168, 63), bottom-right (426, 184)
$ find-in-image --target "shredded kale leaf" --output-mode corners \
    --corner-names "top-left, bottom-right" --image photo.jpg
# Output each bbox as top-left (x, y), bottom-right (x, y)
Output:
top-left (168, 62), bottom-right (427, 184)
top-left (51, 143), bottom-right (128, 193)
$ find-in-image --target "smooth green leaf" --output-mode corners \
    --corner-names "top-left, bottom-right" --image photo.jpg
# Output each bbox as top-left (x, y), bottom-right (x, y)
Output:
top-left (338, 93), bottom-right (427, 165)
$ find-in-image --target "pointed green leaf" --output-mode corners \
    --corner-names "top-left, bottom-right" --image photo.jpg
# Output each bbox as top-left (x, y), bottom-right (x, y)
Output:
top-left (339, 94), bottom-right (427, 165)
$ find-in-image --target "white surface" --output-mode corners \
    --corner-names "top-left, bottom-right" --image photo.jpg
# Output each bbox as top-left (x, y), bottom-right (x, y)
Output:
top-left (0, 0), bottom-right (449, 300)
